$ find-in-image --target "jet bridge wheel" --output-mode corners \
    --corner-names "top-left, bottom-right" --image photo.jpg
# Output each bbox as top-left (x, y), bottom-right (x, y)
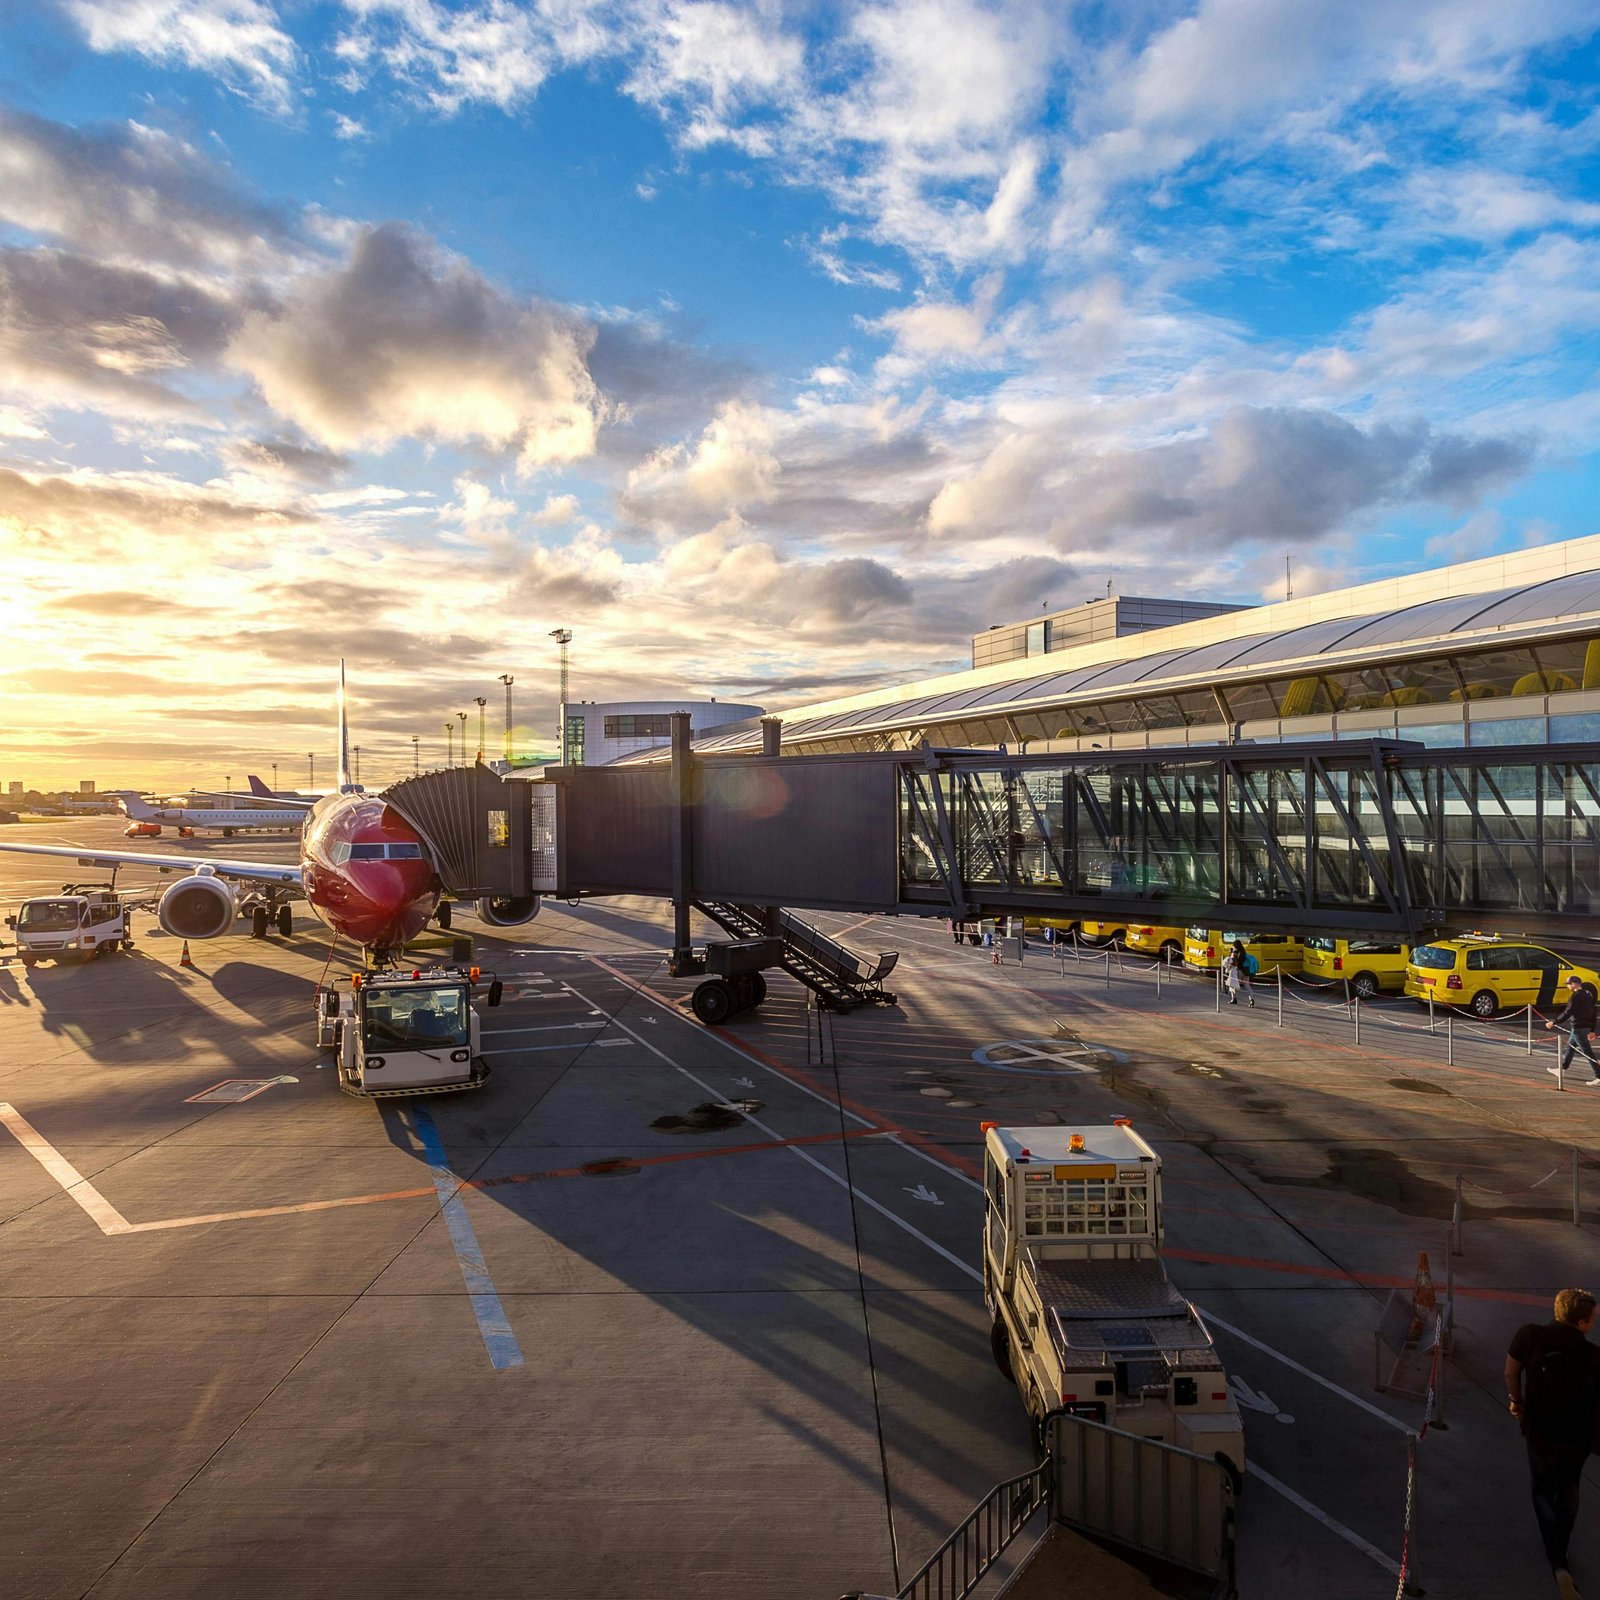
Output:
top-left (691, 980), bottom-right (735, 1026)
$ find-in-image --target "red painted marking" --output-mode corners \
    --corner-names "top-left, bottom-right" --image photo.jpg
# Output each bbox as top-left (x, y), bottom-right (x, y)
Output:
top-left (1167, 1247), bottom-right (1549, 1307)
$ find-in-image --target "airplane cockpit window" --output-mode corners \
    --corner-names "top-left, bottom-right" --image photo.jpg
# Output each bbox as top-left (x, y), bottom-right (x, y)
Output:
top-left (349, 844), bottom-right (385, 860)
top-left (387, 843), bottom-right (424, 859)
top-left (347, 842), bottom-right (424, 861)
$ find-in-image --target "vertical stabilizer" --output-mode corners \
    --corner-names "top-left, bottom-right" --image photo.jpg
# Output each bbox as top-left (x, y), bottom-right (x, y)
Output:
top-left (337, 659), bottom-right (353, 790)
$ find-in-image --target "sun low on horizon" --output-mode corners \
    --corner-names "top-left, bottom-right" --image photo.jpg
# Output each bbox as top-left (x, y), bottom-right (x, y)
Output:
top-left (2, 0), bottom-right (1599, 790)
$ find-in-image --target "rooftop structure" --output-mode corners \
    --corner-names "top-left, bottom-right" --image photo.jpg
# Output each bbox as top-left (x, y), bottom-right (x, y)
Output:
top-left (972, 594), bottom-right (1251, 670)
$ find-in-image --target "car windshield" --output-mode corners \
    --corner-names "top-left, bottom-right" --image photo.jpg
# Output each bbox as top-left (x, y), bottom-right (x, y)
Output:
top-left (361, 985), bottom-right (469, 1051)
top-left (1411, 945), bottom-right (1457, 969)
top-left (1303, 937), bottom-right (1336, 952)
top-left (18, 900), bottom-right (81, 931)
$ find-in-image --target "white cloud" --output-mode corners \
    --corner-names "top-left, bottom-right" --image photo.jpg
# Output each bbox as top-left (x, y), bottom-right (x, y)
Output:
top-left (623, 400), bottom-right (780, 530)
top-left (65, 0), bottom-right (298, 114)
top-left (227, 223), bottom-right (605, 471)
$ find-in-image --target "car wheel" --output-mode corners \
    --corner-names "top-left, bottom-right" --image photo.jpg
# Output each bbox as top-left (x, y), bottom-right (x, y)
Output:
top-left (1352, 971), bottom-right (1380, 1000)
top-left (1161, 941), bottom-right (1182, 965)
top-left (749, 973), bottom-right (767, 1007)
top-left (1470, 989), bottom-right (1498, 1019)
top-left (990, 1317), bottom-right (1015, 1383)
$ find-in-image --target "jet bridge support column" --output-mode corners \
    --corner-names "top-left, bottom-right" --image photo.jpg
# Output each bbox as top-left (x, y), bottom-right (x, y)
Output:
top-left (761, 717), bottom-right (783, 940)
top-left (668, 711), bottom-right (701, 977)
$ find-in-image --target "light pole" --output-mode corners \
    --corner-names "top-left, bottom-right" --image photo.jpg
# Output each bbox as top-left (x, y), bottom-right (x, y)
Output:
top-left (498, 674), bottom-right (514, 763)
top-left (225, 774), bottom-right (232, 798)
top-left (411, 735), bottom-right (419, 776)
top-left (550, 628), bottom-right (572, 762)
top-left (474, 697), bottom-right (486, 762)
top-left (457, 711), bottom-right (467, 766)
top-left (307, 753), bottom-right (315, 787)
top-left (271, 762), bottom-right (278, 791)
top-left (353, 745), bottom-right (361, 785)
top-left (445, 722), bottom-right (454, 766)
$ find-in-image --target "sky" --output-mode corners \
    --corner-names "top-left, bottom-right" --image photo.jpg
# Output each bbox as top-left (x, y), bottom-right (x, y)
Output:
top-left (2, 0), bottom-right (1599, 789)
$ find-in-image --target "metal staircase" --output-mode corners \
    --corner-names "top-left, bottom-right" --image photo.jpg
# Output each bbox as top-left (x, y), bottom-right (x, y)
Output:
top-left (694, 901), bottom-right (899, 1011)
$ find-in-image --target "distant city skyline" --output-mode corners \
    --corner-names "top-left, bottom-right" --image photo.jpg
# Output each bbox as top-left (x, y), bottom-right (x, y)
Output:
top-left (3, 1), bottom-right (1599, 785)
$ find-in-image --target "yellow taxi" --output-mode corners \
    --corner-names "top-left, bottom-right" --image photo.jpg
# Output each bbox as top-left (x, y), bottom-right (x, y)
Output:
top-left (1404, 937), bottom-right (1599, 1018)
top-left (1183, 928), bottom-right (1305, 976)
top-left (1302, 936), bottom-right (1412, 998)
top-left (1078, 919), bottom-right (1126, 946)
top-left (1123, 922), bottom-right (1189, 964)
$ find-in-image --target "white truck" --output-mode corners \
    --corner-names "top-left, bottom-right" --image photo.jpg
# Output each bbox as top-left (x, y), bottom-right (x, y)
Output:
top-left (6, 884), bottom-right (137, 965)
top-left (982, 1121), bottom-right (1246, 1485)
top-left (316, 964), bottom-right (503, 1098)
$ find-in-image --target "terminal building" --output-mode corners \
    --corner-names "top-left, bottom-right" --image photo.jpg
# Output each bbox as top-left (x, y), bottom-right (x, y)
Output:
top-left (557, 698), bottom-right (763, 766)
top-left (659, 535), bottom-right (1600, 761)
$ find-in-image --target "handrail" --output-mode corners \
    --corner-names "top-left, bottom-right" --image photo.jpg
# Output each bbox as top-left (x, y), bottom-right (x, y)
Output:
top-left (895, 1459), bottom-right (1052, 1600)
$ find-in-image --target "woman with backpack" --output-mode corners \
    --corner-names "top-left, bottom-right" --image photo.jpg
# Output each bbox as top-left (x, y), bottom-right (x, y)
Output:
top-left (1225, 942), bottom-right (1256, 1007)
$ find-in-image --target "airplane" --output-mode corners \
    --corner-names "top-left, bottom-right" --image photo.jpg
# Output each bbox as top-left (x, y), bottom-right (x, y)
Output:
top-left (0, 663), bottom-right (541, 960)
top-left (246, 774), bottom-right (326, 804)
top-left (103, 790), bottom-right (309, 839)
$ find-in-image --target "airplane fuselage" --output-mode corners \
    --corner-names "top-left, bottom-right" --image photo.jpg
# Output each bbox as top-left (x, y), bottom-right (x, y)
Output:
top-left (300, 792), bottom-right (439, 954)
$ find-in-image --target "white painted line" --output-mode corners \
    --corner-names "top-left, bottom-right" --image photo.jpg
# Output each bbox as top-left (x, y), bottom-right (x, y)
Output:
top-left (0, 1102), bottom-right (129, 1235)
top-left (481, 1022), bottom-right (606, 1036)
top-left (603, 1013), bottom-right (983, 1284)
top-left (1200, 1307), bottom-right (1411, 1434)
top-left (1247, 1463), bottom-right (1400, 1576)
top-left (479, 1041), bottom-right (606, 1055)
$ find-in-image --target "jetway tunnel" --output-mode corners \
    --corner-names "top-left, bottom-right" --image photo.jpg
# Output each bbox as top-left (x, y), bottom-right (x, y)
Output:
top-left (380, 732), bottom-right (1600, 964)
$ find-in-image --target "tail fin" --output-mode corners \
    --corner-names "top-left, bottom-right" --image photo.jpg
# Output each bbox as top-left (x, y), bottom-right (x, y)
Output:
top-left (108, 791), bottom-right (155, 819)
top-left (247, 774), bottom-right (273, 797)
top-left (336, 659), bottom-right (354, 791)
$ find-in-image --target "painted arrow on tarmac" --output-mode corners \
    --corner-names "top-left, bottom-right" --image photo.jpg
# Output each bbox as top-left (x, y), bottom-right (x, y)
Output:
top-left (732, 1076), bottom-right (756, 1087)
top-left (903, 1183), bottom-right (944, 1205)
top-left (1231, 1375), bottom-right (1295, 1424)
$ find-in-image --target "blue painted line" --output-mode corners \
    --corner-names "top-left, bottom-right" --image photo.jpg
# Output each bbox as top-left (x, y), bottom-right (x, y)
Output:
top-left (409, 1105), bottom-right (525, 1371)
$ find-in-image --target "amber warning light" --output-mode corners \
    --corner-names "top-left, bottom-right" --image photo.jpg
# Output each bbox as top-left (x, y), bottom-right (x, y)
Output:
top-left (1068, 1133), bottom-right (1086, 1152)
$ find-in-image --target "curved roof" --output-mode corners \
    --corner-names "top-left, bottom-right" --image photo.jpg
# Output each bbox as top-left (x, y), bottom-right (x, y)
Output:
top-left (667, 565), bottom-right (1600, 758)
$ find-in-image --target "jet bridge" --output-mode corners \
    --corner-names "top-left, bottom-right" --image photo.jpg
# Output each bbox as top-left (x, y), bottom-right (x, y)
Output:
top-left (381, 730), bottom-right (1600, 968)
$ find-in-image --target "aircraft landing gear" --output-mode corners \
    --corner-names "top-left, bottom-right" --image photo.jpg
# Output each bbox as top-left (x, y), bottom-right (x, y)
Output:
top-left (437, 901), bottom-right (452, 930)
top-left (251, 905), bottom-right (269, 939)
top-left (276, 904), bottom-right (293, 937)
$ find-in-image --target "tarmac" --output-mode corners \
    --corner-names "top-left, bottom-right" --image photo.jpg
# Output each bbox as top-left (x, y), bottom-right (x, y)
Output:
top-left (2, 816), bottom-right (1598, 1599)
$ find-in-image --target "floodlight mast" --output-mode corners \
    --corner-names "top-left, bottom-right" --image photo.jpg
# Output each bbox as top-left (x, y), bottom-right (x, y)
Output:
top-left (498, 674), bottom-right (514, 763)
top-left (549, 628), bottom-right (573, 763)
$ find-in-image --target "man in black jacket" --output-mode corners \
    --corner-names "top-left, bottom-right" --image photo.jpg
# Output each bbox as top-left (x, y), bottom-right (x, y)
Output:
top-left (1508, 1289), bottom-right (1600, 1599)
top-left (1546, 976), bottom-right (1600, 1085)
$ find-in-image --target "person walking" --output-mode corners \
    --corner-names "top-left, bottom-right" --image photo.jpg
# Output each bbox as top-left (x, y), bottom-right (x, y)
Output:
top-left (1546, 975), bottom-right (1600, 1086)
top-left (1507, 1288), bottom-right (1600, 1599)
top-left (1225, 942), bottom-right (1255, 1007)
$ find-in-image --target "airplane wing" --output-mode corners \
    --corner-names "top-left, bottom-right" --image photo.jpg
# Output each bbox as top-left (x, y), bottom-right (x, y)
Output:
top-left (0, 841), bottom-right (302, 887)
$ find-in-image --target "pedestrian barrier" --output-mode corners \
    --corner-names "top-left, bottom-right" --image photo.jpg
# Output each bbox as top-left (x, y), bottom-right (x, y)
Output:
top-left (1392, 1315), bottom-right (1445, 1600)
top-left (1452, 1148), bottom-right (1584, 1252)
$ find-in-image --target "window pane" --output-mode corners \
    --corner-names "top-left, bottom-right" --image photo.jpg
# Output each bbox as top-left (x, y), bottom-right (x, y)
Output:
top-left (1552, 714), bottom-right (1600, 743)
top-left (1468, 717), bottom-right (1547, 746)
top-left (1218, 681), bottom-right (1280, 721)
top-left (1453, 646), bottom-right (1542, 700)
top-left (1398, 720), bottom-right (1467, 747)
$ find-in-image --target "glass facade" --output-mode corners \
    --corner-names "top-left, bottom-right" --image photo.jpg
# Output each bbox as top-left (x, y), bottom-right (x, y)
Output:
top-left (899, 748), bottom-right (1600, 923)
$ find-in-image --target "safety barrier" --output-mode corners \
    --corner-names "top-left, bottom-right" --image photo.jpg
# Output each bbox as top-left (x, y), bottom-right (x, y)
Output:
top-left (995, 928), bottom-right (1589, 1087)
top-left (1392, 1314), bottom-right (1445, 1599)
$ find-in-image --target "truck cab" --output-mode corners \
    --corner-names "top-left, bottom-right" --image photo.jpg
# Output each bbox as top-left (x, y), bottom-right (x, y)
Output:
top-left (7, 887), bottom-right (132, 964)
top-left (982, 1122), bottom-right (1244, 1481)
top-left (317, 965), bottom-right (500, 1097)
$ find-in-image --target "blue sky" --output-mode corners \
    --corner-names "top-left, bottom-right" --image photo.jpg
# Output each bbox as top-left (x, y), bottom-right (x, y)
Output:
top-left (2, 0), bottom-right (1599, 783)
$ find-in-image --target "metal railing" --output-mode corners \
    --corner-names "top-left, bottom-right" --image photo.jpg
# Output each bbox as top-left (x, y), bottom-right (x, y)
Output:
top-left (893, 1459), bottom-right (1052, 1600)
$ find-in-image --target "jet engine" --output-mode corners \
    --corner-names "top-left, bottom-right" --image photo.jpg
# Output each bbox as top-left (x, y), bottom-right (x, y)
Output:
top-left (158, 871), bottom-right (237, 939)
top-left (475, 894), bottom-right (540, 926)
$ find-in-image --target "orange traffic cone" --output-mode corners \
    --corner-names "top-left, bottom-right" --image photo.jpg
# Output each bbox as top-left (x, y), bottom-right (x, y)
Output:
top-left (179, 940), bottom-right (193, 968)
top-left (1407, 1250), bottom-right (1437, 1340)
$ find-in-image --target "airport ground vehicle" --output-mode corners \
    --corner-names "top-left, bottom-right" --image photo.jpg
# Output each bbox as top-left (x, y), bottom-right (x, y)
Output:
top-left (1124, 922), bottom-right (1187, 963)
top-left (124, 821), bottom-right (162, 838)
top-left (1404, 936), bottom-right (1600, 1017)
top-left (1303, 935), bottom-right (1412, 996)
top-left (7, 885), bottom-right (135, 964)
top-left (982, 1122), bottom-right (1245, 1483)
top-left (316, 963), bottom-right (502, 1097)
top-left (1184, 927), bottom-right (1304, 976)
